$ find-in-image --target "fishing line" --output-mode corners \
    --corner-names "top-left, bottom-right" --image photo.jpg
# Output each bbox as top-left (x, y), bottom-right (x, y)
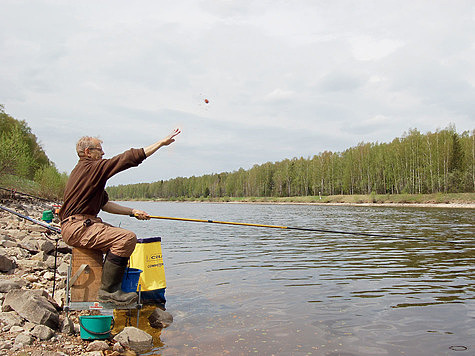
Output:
top-left (133, 214), bottom-right (461, 244)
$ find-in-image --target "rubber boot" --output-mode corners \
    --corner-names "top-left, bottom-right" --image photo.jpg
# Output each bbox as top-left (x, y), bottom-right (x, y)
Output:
top-left (97, 259), bottom-right (138, 306)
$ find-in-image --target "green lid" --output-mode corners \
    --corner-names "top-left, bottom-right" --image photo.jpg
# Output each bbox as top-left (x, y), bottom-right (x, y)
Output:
top-left (42, 210), bottom-right (54, 221)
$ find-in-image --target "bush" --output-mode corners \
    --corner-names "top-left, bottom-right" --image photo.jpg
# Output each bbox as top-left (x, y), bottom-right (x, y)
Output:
top-left (0, 126), bottom-right (35, 178)
top-left (34, 165), bottom-right (68, 200)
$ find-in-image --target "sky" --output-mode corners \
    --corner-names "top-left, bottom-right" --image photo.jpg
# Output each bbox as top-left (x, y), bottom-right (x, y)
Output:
top-left (1, 1), bottom-right (474, 185)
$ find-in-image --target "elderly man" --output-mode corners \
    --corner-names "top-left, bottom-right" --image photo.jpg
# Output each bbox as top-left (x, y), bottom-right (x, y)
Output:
top-left (59, 128), bottom-right (180, 305)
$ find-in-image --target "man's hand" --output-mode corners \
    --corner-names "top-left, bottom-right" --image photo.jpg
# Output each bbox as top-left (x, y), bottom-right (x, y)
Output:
top-left (161, 128), bottom-right (181, 146)
top-left (131, 209), bottom-right (150, 220)
top-left (144, 128), bottom-right (181, 157)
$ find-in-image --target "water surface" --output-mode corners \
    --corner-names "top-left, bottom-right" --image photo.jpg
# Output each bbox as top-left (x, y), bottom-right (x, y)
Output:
top-left (102, 202), bottom-right (474, 355)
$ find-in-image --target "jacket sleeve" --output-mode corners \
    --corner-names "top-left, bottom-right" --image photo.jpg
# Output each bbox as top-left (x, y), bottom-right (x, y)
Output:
top-left (97, 148), bottom-right (147, 182)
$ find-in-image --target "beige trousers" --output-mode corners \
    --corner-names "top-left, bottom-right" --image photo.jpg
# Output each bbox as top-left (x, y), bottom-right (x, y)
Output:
top-left (61, 214), bottom-right (137, 257)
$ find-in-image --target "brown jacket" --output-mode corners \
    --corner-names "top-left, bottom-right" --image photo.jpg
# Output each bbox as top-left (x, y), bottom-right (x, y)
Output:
top-left (59, 148), bottom-right (146, 221)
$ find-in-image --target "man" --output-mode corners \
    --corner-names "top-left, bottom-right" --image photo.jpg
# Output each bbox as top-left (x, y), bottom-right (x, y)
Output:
top-left (60, 128), bottom-right (181, 305)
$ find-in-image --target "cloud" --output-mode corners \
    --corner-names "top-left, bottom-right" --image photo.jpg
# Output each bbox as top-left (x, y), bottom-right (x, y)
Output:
top-left (1, 1), bottom-right (474, 185)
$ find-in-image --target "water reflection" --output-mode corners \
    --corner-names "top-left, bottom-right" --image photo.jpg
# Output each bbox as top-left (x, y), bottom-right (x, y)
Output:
top-left (101, 203), bottom-right (474, 355)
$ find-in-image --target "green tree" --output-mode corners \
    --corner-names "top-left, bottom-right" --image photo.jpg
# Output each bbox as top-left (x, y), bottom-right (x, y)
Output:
top-left (0, 126), bottom-right (35, 178)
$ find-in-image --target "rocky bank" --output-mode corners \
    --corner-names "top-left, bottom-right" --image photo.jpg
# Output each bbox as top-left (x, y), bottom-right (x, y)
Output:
top-left (0, 195), bottom-right (171, 356)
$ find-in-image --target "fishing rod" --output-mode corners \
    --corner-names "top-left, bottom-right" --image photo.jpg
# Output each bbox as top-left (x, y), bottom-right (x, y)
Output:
top-left (0, 204), bottom-right (63, 298)
top-left (134, 214), bottom-right (458, 244)
top-left (0, 204), bottom-right (61, 234)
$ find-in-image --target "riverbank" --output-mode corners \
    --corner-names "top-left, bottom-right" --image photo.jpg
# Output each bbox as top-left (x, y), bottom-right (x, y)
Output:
top-left (119, 192), bottom-right (475, 209)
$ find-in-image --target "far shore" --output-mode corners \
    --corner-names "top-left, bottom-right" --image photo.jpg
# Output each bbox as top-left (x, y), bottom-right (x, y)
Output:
top-left (113, 193), bottom-right (475, 209)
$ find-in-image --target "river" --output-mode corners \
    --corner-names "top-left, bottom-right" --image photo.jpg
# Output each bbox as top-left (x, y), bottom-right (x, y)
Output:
top-left (100, 202), bottom-right (474, 356)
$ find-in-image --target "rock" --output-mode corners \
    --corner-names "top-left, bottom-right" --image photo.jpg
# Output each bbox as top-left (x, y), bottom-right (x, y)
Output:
top-left (60, 316), bottom-right (75, 335)
top-left (56, 241), bottom-right (72, 254)
top-left (0, 252), bottom-right (15, 272)
top-left (31, 351), bottom-right (69, 356)
top-left (0, 311), bottom-right (23, 329)
top-left (86, 340), bottom-right (110, 351)
top-left (54, 289), bottom-right (66, 309)
top-left (81, 352), bottom-right (103, 356)
top-left (0, 278), bottom-right (24, 292)
top-left (16, 259), bottom-right (47, 272)
top-left (31, 324), bottom-right (55, 340)
top-left (10, 325), bottom-right (24, 332)
top-left (5, 230), bottom-right (26, 240)
top-left (19, 236), bottom-right (40, 253)
top-left (45, 255), bottom-right (57, 269)
top-left (56, 262), bottom-right (69, 276)
top-left (0, 339), bottom-right (12, 350)
top-left (113, 341), bottom-right (125, 353)
top-left (1, 240), bottom-right (17, 248)
top-left (32, 251), bottom-right (48, 262)
top-left (27, 274), bottom-right (41, 283)
top-left (28, 225), bottom-right (48, 233)
top-left (43, 271), bottom-right (55, 280)
top-left (23, 321), bottom-right (36, 331)
top-left (14, 331), bottom-right (34, 346)
top-left (3, 289), bottom-right (59, 329)
top-left (148, 307), bottom-right (173, 329)
top-left (38, 239), bottom-right (55, 254)
top-left (113, 326), bottom-right (153, 353)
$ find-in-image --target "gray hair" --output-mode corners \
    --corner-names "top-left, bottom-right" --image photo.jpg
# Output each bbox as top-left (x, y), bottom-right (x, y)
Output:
top-left (76, 136), bottom-right (102, 157)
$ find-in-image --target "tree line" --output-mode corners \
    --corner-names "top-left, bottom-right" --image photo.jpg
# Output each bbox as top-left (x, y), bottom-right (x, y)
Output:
top-left (107, 125), bottom-right (474, 200)
top-left (0, 106), bottom-right (67, 200)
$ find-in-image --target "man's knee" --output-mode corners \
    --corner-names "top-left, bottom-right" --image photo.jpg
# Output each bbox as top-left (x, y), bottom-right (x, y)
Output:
top-left (122, 230), bottom-right (137, 256)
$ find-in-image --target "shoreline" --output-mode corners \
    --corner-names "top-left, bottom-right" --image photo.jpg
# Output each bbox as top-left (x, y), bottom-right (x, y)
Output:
top-left (115, 199), bottom-right (475, 209)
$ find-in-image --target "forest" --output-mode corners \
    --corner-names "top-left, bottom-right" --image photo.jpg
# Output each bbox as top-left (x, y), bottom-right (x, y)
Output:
top-left (107, 125), bottom-right (474, 200)
top-left (0, 106), bottom-right (67, 200)
top-left (1, 105), bottom-right (473, 202)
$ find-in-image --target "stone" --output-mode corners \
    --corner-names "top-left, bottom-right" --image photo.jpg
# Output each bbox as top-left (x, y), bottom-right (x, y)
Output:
top-left (113, 326), bottom-right (153, 353)
top-left (43, 271), bottom-right (55, 280)
top-left (1, 240), bottom-right (17, 248)
top-left (0, 311), bottom-right (23, 329)
top-left (4, 289), bottom-right (59, 329)
top-left (16, 259), bottom-right (47, 272)
top-left (25, 274), bottom-right (40, 282)
top-left (19, 237), bottom-right (39, 253)
top-left (10, 325), bottom-right (24, 332)
top-left (45, 255), bottom-right (57, 269)
top-left (0, 278), bottom-right (24, 292)
top-left (14, 331), bottom-right (34, 346)
top-left (0, 339), bottom-right (13, 350)
top-left (60, 316), bottom-right (75, 335)
top-left (32, 251), bottom-right (48, 262)
top-left (0, 252), bottom-right (15, 272)
top-left (31, 324), bottom-right (55, 340)
top-left (56, 262), bottom-right (69, 276)
top-left (86, 340), bottom-right (110, 351)
top-left (38, 240), bottom-right (55, 254)
top-left (148, 307), bottom-right (173, 329)
top-left (53, 289), bottom-right (66, 309)
top-left (56, 241), bottom-right (72, 254)
top-left (31, 351), bottom-right (68, 356)
top-left (113, 341), bottom-right (125, 353)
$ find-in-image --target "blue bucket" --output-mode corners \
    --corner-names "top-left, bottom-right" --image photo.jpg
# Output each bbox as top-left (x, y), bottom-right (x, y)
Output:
top-left (79, 315), bottom-right (114, 340)
top-left (122, 267), bottom-right (142, 292)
